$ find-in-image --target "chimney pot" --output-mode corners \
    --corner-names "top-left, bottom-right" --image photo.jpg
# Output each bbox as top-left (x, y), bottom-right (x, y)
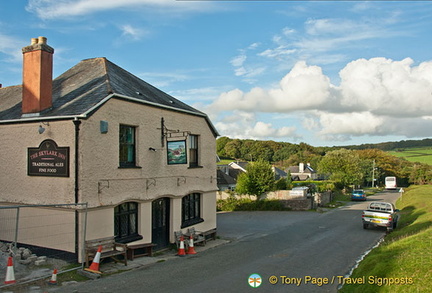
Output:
top-left (31, 38), bottom-right (38, 45)
top-left (38, 36), bottom-right (47, 44)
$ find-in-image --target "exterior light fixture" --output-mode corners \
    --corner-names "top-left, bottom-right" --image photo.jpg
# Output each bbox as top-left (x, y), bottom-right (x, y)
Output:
top-left (38, 125), bottom-right (45, 134)
top-left (38, 122), bottom-right (49, 134)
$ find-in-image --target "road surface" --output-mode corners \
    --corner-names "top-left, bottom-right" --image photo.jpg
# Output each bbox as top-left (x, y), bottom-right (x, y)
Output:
top-left (51, 191), bottom-right (399, 293)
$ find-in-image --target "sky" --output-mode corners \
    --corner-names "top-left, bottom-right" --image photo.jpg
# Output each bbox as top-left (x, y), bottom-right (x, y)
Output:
top-left (1, 1), bottom-right (432, 147)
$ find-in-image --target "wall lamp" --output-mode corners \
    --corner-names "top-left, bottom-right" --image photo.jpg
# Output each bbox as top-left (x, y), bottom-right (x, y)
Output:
top-left (38, 122), bottom-right (49, 134)
top-left (148, 147), bottom-right (157, 152)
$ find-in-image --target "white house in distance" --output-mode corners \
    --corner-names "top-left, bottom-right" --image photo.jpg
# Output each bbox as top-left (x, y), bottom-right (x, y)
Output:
top-left (0, 37), bottom-right (219, 262)
top-left (287, 163), bottom-right (317, 181)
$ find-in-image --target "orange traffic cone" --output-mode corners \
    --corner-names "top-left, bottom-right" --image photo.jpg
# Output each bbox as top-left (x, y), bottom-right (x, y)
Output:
top-left (48, 269), bottom-right (58, 285)
top-left (177, 235), bottom-right (186, 257)
top-left (4, 256), bottom-right (16, 284)
top-left (85, 245), bottom-right (103, 274)
top-left (187, 234), bottom-right (197, 255)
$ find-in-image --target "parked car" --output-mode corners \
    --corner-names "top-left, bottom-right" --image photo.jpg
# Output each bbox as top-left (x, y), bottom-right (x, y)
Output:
top-left (351, 189), bottom-right (367, 201)
top-left (362, 201), bottom-right (400, 232)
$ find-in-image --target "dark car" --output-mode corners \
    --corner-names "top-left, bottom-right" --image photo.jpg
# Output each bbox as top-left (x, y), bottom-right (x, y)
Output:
top-left (351, 189), bottom-right (367, 201)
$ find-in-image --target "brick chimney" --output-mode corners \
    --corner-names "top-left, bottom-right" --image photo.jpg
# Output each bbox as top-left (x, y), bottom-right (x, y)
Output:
top-left (21, 36), bottom-right (54, 115)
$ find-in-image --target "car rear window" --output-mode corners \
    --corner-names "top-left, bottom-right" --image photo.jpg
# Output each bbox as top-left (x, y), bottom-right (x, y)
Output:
top-left (369, 202), bottom-right (392, 212)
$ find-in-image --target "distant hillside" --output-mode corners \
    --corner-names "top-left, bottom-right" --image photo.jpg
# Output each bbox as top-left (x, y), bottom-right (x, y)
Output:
top-left (216, 136), bottom-right (432, 167)
top-left (339, 138), bottom-right (432, 151)
top-left (389, 148), bottom-right (432, 165)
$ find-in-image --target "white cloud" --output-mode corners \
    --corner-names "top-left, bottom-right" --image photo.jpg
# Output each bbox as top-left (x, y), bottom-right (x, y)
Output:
top-left (214, 112), bottom-right (300, 140)
top-left (339, 57), bottom-right (432, 117)
top-left (210, 57), bottom-right (432, 142)
top-left (230, 54), bottom-right (246, 68)
top-left (120, 24), bottom-right (148, 40)
top-left (318, 112), bottom-right (384, 135)
top-left (0, 33), bottom-right (23, 62)
top-left (26, 0), bottom-right (213, 20)
top-left (210, 61), bottom-right (331, 113)
top-left (231, 46), bottom-right (267, 81)
top-left (238, 13), bottom-right (402, 81)
top-left (247, 121), bottom-right (299, 139)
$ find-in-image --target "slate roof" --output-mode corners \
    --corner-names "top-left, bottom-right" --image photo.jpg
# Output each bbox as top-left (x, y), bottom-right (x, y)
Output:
top-left (228, 161), bottom-right (248, 172)
top-left (0, 57), bottom-right (218, 135)
top-left (216, 169), bottom-right (237, 186)
top-left (272, 166), bottom-right (287, 180)
top-left (287, 165), bottom-right (316, 174)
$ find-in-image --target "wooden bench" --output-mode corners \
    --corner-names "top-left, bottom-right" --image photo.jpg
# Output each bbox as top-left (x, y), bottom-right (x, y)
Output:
top-left (202, 228), bottom-right (217, 243)
top-left (186, 227), bottom-right (206, 246)
top-left (127, 243), bottom-right (157, 260)
top-left (85, 236), bottom-right (128, 267)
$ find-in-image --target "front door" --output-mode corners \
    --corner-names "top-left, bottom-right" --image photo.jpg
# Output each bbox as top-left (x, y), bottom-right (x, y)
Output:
top-left (152, 197), bottom-right (170, 250)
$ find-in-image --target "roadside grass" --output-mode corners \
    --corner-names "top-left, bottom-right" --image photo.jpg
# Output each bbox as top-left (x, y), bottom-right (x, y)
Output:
top-left (56, 264), bottom-right (89, 283)
top-left (339, 185), bottom-right (432, 293)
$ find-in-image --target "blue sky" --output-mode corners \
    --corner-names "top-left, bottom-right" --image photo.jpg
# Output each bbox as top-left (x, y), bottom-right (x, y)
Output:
top-left (1, 1), bottom-right (432, 147)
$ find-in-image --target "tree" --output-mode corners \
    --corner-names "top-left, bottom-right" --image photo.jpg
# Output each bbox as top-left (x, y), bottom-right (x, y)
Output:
top-left (409, 163), bottom-right (432, 185)
top-left (224, 139), bottom-right (242, 159)
top-left (356, 148), bottom-right (411, 185)
top-left (318, 149), bottom-right (365, 188)
top-left (235, 160), bottom-right (275, 199)
top-left (216, 136), bottom-right (231, 157)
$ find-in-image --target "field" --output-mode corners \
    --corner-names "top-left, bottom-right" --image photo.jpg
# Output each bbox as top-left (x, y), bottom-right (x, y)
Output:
top-left (389, 147), bottom-right (432, 165)
top-left (339, 185), bottom-right (432, 292)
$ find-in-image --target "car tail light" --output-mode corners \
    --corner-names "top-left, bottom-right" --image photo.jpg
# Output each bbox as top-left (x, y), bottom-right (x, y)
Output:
top-left (362, 212), bottom-right (364, 218)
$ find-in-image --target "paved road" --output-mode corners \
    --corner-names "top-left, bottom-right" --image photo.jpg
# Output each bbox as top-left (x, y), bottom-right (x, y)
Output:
top-left (50, 191), bottom-right (399, 293)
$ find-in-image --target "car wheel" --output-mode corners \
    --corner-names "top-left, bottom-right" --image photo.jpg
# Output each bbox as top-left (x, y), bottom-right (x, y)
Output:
top-left (387, 227), bottom-right (393, 233)
top-left (363, 223), bottom-right (368, 229)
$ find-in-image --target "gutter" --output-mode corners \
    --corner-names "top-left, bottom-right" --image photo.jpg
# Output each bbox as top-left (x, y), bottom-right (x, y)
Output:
top-left (0, 114), bottom-right (87, 125)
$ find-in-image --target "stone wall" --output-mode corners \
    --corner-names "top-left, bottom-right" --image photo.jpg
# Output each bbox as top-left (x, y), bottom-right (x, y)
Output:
top-left (313, 191), bottom-right (334, 208)
top-left (279, 198), bottom-right (312, 210)
top-left (217, 190), bottom-right (333, 211)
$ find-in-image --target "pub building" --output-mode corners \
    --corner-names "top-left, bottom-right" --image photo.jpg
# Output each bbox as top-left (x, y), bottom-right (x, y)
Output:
top-left (0, 37), bottom-right (218, 262)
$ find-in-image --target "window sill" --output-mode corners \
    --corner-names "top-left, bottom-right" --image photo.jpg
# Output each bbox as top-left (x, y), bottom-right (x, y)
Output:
top-left (115, 234), bottom-right (143, 244)
top-left (118, 166), bottom-right (142, 169)
top-left (188, 165), bottom-right (203, 169)
top-left (181, 218), bottom-right (204, 229)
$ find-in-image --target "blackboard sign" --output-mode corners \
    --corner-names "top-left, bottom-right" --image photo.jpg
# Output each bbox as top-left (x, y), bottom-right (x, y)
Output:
top-left (28, 139), bottom-right (70, 177)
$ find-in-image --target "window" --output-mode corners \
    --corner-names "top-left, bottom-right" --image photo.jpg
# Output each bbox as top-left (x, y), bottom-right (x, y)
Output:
top-left (189, 135), bottom-right (199, 167)
top-left (114, 202), bottom-right (142, 243)
top-left (181, 193), bottom-right (203, 228)
top-left (119, 125), bottom-right (136, 167)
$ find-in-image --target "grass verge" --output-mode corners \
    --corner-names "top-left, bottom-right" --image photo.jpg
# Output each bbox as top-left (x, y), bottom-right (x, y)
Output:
top-left (339, 185), bottom-right (432, 292)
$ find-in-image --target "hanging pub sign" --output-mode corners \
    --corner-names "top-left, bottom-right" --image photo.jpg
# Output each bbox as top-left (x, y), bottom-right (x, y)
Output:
top-left (28, 139), bottom-right (70, 177)
top-left (167, 140), bottom-right (187, 165)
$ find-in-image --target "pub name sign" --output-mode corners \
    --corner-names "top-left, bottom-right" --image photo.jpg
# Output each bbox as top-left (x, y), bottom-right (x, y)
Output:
top-left (28, 139), bottom-right (70, 177)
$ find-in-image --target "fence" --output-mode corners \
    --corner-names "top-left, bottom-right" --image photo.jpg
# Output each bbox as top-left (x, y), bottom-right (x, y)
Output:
top-left (0, 203), bottom-right (87, 286)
